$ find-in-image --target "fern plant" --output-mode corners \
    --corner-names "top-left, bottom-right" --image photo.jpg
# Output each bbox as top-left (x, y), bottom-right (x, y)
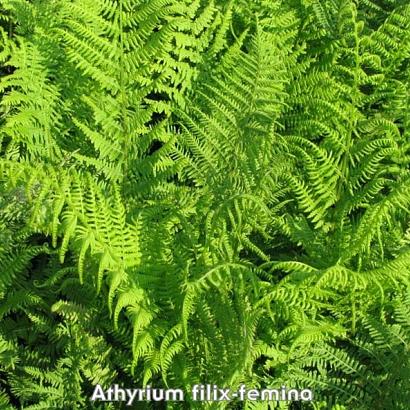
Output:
top-left (0, 0), bottom-right (410, 409)
top-left (268, 288), bottom-right (410, 410)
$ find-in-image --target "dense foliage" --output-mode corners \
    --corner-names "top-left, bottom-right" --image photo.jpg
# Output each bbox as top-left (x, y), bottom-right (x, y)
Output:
top-left (0, 0), bottom-right (409, 409)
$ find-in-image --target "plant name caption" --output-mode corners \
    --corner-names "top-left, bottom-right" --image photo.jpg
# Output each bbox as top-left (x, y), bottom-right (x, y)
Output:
top-left (91, 383), bottom-right (313, 405)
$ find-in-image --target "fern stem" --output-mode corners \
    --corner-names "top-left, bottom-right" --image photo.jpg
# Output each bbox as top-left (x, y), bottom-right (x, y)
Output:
top-left (119, 0), bottom-right (129, 183)
top-left (339, 7), bottom-right (361, 200)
